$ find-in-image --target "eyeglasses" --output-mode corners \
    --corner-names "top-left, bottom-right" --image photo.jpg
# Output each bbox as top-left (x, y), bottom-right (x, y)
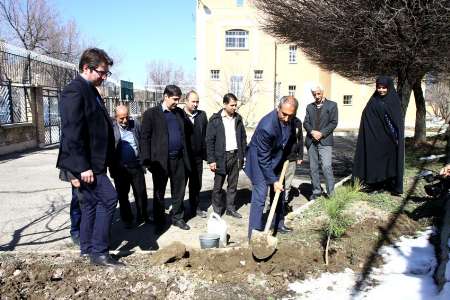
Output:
top-left (92, 68), bottom-right (112, 78)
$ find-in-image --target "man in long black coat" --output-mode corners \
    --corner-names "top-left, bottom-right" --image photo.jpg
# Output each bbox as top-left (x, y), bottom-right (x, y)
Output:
top-left (56, 48), bottom-right (123, 267)
top-left (182, 91), bottom-right (208, 218)
top-left (352, 76), bottom-right (405, 195)
top-left (140, 85), bottom-right (191, 230)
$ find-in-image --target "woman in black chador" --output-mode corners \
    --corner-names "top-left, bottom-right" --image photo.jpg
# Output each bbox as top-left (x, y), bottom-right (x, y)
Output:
top-left (352, 76), bottom-right (404, 195)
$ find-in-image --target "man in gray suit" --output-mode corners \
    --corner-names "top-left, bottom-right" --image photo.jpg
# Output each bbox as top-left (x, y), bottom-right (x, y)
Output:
top-left (303, 85), bottom-right (338, 200)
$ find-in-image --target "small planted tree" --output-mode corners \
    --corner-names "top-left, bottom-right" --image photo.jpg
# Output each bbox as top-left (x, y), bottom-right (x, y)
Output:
top-left (322, 180), bottom-right (361, 265)
top-left (323, 195), bottom-right (350, 265)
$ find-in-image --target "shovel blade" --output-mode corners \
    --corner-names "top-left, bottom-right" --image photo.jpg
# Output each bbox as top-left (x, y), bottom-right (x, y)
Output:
top-left (250, 229), bottom-right (278, 260)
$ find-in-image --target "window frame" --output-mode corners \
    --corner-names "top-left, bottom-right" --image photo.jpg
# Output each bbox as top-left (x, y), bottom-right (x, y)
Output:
top-left (210, 69), bottom-right (220, 81)
top-left (343, 95), bottom-right (353, 106)
top-left (288, 85), bottom-right (296, 96)
top-left (230, 75), bottom-right (244, 98)
top-left (254, 70), bottom-right (263, 81)
top-left (289, 45), bottom-right (297, 64)
top-left (225, 29), bottom-right (249, 50)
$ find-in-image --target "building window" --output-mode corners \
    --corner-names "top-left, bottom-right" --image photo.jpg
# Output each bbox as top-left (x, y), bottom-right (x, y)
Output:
top-left (289, 45), bottom-right (297, 64)
top-left (343, 95), bottom-right (353, 105)
top-left (236, 0), bottom-right (244, 6)
top-left (254, 70), bottom-right (263, 80)
top-left (225, 30), bottom-right (249, 50)
top-left (230, 76), bottom-right (244, 98)
top-left (210, 70), bottom-right (220, 80)
top-left (289, 85), bottom-right (296, 96)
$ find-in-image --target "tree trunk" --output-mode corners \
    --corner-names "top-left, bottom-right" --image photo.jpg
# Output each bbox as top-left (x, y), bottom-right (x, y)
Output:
top-left (413, 80), bottom-right (427, 145)
top-left (396, 71), bottom-right (413, 118)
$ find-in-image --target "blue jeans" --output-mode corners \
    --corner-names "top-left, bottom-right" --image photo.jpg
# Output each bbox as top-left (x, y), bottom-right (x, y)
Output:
top-left (79, 174), bottom-right (118, 255)
top-left (70, 187), bottom-right (82, 237)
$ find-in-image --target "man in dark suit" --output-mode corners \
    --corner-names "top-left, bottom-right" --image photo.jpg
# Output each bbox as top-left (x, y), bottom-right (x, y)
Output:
top-left (56, 48), bottom-right (123, 267)
top-left (110, 105), bottom-right (149, 228)
top-left (183, 90), bottom-right (208, 218)
top-left (140, 85), bottom-right (191, 230)
top-left (245, 96), bottom-right (298, 239)
top-left (303, 85), bottom-right (338, 200)
top-left (206, 93), bottom-right (247, 219)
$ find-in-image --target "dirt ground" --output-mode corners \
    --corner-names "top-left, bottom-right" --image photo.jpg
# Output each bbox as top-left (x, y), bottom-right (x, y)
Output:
top-left (0, 207), bottom-right (424, 299)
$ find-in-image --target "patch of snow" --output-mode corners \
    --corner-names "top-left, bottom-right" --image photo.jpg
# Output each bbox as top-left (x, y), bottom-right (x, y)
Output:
top-left (287, 228), bottom-right (450, 300)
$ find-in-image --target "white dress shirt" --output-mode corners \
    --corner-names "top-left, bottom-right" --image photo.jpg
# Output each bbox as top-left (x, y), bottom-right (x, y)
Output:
top-left (221, 110), bottom-right (238, 151)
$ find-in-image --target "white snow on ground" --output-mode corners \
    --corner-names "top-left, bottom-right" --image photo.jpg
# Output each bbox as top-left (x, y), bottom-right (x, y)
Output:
top-left (287, 228), bottom-right (450, 299)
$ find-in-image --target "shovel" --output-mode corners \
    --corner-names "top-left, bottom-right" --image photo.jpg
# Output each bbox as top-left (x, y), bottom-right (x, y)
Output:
top-left (251, 160), bottom-right (289, 260)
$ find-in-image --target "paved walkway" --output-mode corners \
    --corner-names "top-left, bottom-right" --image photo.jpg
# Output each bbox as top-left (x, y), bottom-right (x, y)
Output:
top-left (0, 137), bottom-right (355, 252)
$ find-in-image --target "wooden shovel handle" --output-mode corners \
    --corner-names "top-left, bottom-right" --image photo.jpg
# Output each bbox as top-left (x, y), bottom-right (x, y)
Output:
top-left (263, 160), bottom-right (290, 233)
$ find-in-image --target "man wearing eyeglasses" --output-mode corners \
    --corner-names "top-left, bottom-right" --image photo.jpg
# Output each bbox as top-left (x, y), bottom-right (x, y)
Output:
top-left (57, 48), bottom-right (124, 267)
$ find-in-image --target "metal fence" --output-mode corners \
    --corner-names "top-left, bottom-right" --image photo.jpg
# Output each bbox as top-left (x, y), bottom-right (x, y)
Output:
top-left (0, 81), bottom-right (31, 125)
top-left (43, 88), bottom-right (61, 145)
top-left (104, 90), bottom-right (162, 118)
top-left (0, 43), bottom-right (77, 88)
top-left (0, 42), bottom-right (76, 126)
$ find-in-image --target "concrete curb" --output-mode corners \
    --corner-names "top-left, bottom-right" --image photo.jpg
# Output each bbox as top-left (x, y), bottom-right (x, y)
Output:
top-left (288, 174), bottom-right (352, 218)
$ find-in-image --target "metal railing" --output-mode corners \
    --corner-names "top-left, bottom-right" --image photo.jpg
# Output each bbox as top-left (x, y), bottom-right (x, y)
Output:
top-left (0, 81), bottom-right (31, 125)
top-left (0, 42), bottom-right (77, 88)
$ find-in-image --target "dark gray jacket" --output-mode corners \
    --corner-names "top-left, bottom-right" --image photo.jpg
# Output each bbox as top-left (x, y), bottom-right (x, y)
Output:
top-left (112, 118), bottom-right (141, 156)
top-left (205, 110), bottom-right (247, 175)
top-left (110, 118), bottom-right (145, 178)
top-left (303, 99), bottom-right (338, 147)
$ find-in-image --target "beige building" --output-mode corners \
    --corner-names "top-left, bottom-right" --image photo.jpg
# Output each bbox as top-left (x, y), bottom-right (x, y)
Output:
top-left (195, 0), bottom-right (417, 129)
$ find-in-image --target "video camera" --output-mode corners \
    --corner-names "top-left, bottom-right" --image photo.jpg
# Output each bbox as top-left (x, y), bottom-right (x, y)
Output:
top-left (417, 170), bottom-right (450, 198)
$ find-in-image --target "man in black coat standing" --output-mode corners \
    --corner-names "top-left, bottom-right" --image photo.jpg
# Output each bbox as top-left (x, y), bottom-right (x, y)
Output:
top-left (56, 48), bottom-right (123, 267)
top-left (183, 91), bottom-right (208, 218)
top-left (206, 93), bottom-right (247, 218)
top-left (140, 85), bottom-right (191, 230)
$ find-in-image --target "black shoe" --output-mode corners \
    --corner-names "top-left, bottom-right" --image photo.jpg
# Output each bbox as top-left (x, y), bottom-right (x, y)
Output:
top-left (196, 209), bottom-right (208, 218)
top-left (172, 219), bottom-right (190, 230)
top-left (226, 209), bottom-right (242, 219)
top-left (71, 235), bottom-right (80, 246)
top-left (277, 225), bottom-right (293, 234)
top-left (90, 254), bottom-right (125, 267)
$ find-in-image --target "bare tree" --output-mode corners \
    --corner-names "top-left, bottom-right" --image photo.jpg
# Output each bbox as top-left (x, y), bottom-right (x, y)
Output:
top-left (0, 0), bottom-right (56, 51)
top-left (426, 77), bottom-right (450, 122)
top-left (254, 0), bottom-right (450, 144)
top-left (145, 60), bottom-right (194, 93)
top-left (0, 0), bottom-right (81, 87)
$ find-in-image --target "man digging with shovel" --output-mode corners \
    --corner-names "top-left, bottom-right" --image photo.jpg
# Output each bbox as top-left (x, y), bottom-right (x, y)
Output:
top-left (245, 96), bottom-right (298, 259)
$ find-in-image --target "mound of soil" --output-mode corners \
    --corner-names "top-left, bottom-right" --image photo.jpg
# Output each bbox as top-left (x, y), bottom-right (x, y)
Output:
top-left (0, 214), bottom-right (422, 299)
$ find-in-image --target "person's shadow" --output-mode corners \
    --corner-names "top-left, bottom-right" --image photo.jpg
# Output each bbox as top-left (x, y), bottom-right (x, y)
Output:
top-left (109, 200), bottom-right (171, 254)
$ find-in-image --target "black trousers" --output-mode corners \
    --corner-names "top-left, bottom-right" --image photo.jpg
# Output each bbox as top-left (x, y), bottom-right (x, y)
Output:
top-left (212, 152), bottom-right (239, 214)
top-left (113, 165), bottom-right (148, 222)
top-left (186, 157), bottom-right (204, 212)
top-left (152, 156), bottom-right (186, 223)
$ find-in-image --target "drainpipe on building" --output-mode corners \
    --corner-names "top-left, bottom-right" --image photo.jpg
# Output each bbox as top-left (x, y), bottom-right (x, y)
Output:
top-left (273, 42), bottom-right (277, 108)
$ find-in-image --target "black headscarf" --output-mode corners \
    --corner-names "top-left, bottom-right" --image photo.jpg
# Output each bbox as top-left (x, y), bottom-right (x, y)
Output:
top-left (352, 76), bottom-right (405, 193)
